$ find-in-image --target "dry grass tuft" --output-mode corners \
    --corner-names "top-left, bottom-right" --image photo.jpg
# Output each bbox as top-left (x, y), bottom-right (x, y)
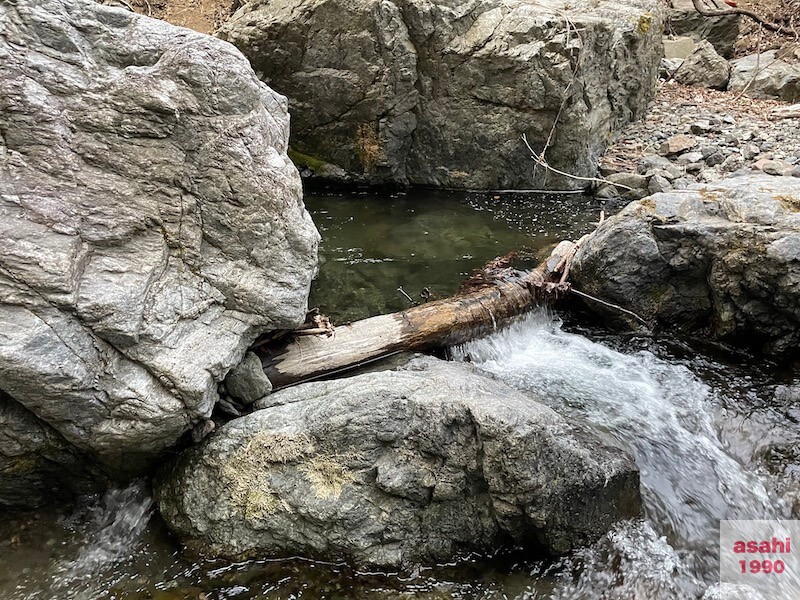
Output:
top-left (356, 123), bottom-right (383, 172)
top-left (217, 431), bottom-right (313, 520)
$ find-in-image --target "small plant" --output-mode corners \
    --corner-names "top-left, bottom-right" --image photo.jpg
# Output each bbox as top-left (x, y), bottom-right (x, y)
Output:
top-left (356, 123), bottom-right (382, 172)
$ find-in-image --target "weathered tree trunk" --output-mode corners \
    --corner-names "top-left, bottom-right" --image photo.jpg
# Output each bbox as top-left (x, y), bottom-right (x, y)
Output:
top-left (259, 241), bottom-right (578, 389)
top-left (771, 104), bottom-right (800, 120)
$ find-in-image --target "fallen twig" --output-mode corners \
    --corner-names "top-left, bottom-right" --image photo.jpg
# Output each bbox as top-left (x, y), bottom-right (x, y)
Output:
top-left (523, 134), bottom-right (635, 191)
top-left (570, 288), bottom-right (649, 325)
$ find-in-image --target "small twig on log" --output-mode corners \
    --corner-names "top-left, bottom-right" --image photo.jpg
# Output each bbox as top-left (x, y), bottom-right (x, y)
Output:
top-left (397, 286), bottom-right (414, 303)
top-left (523, 134), bottom-right (634, 191)
top-left (690, 0), bottom-right (794, 36)
top-left (293, 328), bottom-right (336, 336)
top-left (570, 288), bottom-right (649, 325)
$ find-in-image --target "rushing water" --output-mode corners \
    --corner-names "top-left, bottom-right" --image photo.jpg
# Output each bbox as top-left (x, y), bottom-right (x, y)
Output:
top-left (1, 191), bottom-right (798, 599)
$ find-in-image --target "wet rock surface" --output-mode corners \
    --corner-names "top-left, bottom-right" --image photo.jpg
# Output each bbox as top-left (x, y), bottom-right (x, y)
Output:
top-left (0, 0), bottom-right (319, 502)
top-left (218, 0), bottom-right (664, 190)
top-left (573, 175), bottom-right (800, 354)
top-left (156, 357), bottom-right (641, 567)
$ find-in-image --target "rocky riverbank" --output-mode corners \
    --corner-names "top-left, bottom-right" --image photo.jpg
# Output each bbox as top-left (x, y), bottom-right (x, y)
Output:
top-left (598, 82), bottom-right (800, 199)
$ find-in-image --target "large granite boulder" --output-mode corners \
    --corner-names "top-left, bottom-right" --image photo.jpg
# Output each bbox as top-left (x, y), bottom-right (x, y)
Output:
top-left (0, 0), bottom-right (319, 504)
top-left (728, 51), bottom-right (800, 102)
top-left (218, 0), bottom-right (664, 190)
top-left (572, 175), bottom-right (800, 354)
top-left (155, 357), bottom-right (641, 567)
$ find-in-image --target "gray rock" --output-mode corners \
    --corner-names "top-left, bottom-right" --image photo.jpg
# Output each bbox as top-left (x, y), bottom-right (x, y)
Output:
top-left (774, 385), bottom-right (800, 403)
top-left (218, 0), bottom-right (664, 190)
top-left (608, 172), bottom-right (649, 190)
top-left (225, 352), bottom-right (273, 405)
top-left (668, 0), bottom-right (740, 58)
top-left (638, 155), bottom-right (675, 175)
top-left (672, 176), bottom-right (695, 189)
top-left (705, 152), bottom-right (725, 167)
top-left (674, 41), bottom-right (730, 89)
top-left (700, 145), bottom-right (718, 158)
top-left (0, 391), bottom-right (100, 507)
top-left (721, 155), bottom-right (745, 173)
top-left (677, 151), bottom-right (704, 165)
top-left (743, 144), bottom-right (761, 160)
top-left (155, 357), bottom-right (642, 567)
top-left (660, 57), bottom-right (685, 78)
top-left (728, 52), bottom-right (800, 102)
top-left (572, 175), bottom-right (800, 354)
top-left (648, 174), bottom-right (672, 194)
top-left (693, 123), bottom-right (714, 136)
top-left (760, 159), bottom-right (790, 176)
top-left (0, 0), bottom-right (319, 494)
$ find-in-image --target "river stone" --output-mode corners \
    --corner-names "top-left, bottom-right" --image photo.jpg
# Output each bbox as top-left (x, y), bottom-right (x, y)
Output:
top-left (0, 0), bottom-right (319, 486)
top-left (661, 134), bottom-right (697, 156)
top-left (674, 40), bottom-right (730, 89)
top-left (225, 352), bottom-right (272, 405)
top-left (217, 0), bottom-right (664, 190)
top-left (668, 0), bottom-right (739, 58)
top-left (155, 357), bottom-right (642, 567)
top-left (572, 175), bottom-right (800, 354)
top-left (728, 52), bottom-right (800, 102)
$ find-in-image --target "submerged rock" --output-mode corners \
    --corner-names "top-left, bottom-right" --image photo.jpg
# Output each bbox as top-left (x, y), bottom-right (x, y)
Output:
top-left (155, 357), bottom-right (641, 567)
top-left (0, 0), bottom-right (318, 503)
top-left (218, 0), bottom-right (664, 190)
top-left (572, 175), bottom-right (800, 354)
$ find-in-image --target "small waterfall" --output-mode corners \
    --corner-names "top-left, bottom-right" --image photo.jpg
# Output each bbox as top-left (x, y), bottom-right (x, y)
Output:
top-left (451, 311), bottom-right (791, 596)
top-left (51, 481), bottom-right (154, 599)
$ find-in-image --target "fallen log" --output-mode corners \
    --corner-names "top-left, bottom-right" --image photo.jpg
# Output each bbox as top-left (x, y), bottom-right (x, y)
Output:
top-left (258, 240), bottom-right (579, 390)
top-left (770, 103), bottom-right (800, 120)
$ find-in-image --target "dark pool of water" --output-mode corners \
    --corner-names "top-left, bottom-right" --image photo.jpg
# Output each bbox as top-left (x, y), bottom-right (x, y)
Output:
top-left (305, 189), bottom-right (610, 322)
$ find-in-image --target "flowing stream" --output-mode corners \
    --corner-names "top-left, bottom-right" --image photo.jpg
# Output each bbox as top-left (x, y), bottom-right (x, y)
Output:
top-left (1, 190), bottom-right (797, 599)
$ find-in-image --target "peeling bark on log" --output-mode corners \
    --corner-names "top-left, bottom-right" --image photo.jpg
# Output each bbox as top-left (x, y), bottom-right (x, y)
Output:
top-left (259, 241), bottom-right (577, 390)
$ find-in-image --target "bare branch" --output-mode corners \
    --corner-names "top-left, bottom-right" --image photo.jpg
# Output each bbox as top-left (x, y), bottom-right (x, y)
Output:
top-left (690, 0), bottom-right (794, 37)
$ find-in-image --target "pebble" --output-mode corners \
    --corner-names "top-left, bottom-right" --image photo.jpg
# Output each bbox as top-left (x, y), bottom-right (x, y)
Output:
top-left (599, 86), bottom-right (800, 194)
top-left (677, 151), bottom-right (704, 165)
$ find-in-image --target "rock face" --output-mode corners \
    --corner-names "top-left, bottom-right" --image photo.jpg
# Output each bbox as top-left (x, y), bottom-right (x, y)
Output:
top-left (156, 357), bottom-right (642, 567)
top-left (0, 391), bottom-right (99, 508)
top-left (218, 0), bottom-right (664, 190)
top-left (668, 0), bottom-right (739, 58)
top-left (0, 0), bottom-right (319, 501)
top-left (572, 175), bottom-right (800, 354)
top-left (728, 52), bottom-right (800, 102)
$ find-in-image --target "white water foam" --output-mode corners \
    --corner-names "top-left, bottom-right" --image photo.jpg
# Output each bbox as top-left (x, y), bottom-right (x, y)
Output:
top-left (451, 311), bottom-right (789, 597)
